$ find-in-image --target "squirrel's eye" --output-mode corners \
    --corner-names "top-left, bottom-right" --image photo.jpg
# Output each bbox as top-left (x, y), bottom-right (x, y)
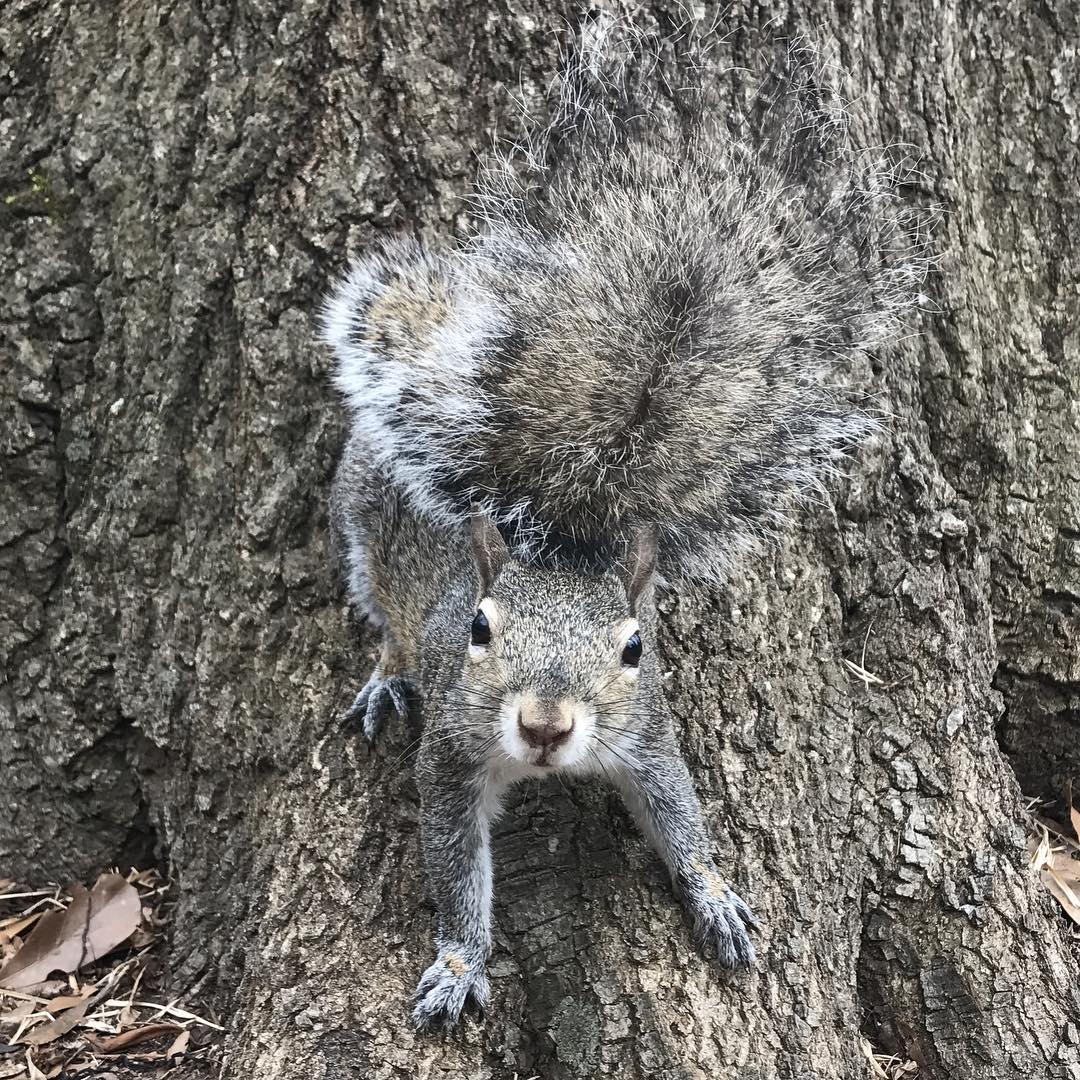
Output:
top-left (471, 609), bottom-right (491, 647)
top-left (621, 631), bottom-right (642, 667)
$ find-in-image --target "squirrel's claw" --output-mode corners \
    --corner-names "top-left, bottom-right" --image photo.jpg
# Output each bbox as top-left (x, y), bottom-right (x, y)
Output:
top-left (689, 884), bottom-right (758, 970)
top-left (412, 945), bottom-right (489, 1031)
top-left (340, 672), bottom-right (411, 741)
top-left (726, 887), bottom-right (759, 932)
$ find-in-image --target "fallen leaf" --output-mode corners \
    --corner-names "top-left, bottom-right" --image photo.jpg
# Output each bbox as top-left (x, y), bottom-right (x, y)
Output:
top-left (25, 1050), bottom-right (46, 1080)
top-left (1031, 822), bottom-right (1080, 926)
top-left (128, 927), bottom-right (157, 950)
top-left (166, 1028), bottom-right (191, 1058)
top-left (1043, 867), bottom-right (1080, 925)
top-left (40, 988), bottom-right (95, 1014)
top-left (0, 999), bottom-right (38, 1025)
top-left (91, 1023), bottom-right (183, 1054)
top-left (19, 996), bottom-right (92, 1047)
top-left (0, 876), bottom-right (140, 990)
top-left (0, 915), bottom-right (43, 945)
top-left (1071, 802), bottom-right (1080, 846)
top-left (860, 1038), bottom-right (889, 1079)
top-left (1054, 856), bottom-right (1080, 890)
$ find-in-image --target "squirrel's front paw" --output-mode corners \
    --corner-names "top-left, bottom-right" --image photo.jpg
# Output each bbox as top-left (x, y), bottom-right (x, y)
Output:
top-left (412, 944), bottom-right (489, 1031)
top-left (340, 671), bottom-right (411, 741)
top-left (684, 867), bottom-right (758, 969)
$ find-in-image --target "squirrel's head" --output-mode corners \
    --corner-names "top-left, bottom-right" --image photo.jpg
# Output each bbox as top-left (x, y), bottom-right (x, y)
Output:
top-left (455, 517), bottom-right (657, 772)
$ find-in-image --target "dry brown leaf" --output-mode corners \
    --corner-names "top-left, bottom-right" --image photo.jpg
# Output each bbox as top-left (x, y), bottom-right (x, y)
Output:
top-left (91, 1023), bottom-right (184, 1054)
top-left (1030, 821), bottom-right (1080, 926)
top-left (0, 914), bottom-right (43, 943)
top-left (1071, 802), bottom-right (1080, 846)
top-left (0, 876), bottom-right (140, 990)
top-left (19, 996), bottom-right (92, 1047)
top-left (860, 1038), bottom-right (889, 1079)
top-left (0, 999), bottom-right (38, 1024)
top-left (128, 927), bottom-right (157, 950)
top-left (1052, 855), bottom-right (1080, 889)
top-left (1043, 868), bottom-right (1080, 924)
top-left (859, 1035), bottom-right (920, 1079)
top-left (40, 988), bottom-right (95, 1014)
top-left (24, 1050), bottom-right (46, 1080)
top-left (166, 1028), bottom-right (191, 1058)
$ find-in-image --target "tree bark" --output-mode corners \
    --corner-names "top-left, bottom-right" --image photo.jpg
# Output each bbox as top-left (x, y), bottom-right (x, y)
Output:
top-left (2, 2), bottom-right (1078, 1078)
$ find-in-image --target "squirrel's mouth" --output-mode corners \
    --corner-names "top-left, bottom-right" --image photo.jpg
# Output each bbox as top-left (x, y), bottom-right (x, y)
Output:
top-left (498, 693), bottom-right (594, 770)
top-left (518, 743), bottom-right (577, 770)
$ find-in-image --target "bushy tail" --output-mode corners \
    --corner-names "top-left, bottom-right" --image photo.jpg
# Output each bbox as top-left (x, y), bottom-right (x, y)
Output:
top-left (321, 17), bottom-right (932, 580)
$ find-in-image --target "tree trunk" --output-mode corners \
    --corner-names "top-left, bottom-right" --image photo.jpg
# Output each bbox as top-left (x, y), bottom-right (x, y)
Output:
top-left (3, 2), bottom-right (1078, 1078)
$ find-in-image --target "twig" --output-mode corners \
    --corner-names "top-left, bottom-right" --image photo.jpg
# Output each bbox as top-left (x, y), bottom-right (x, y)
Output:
top-left (101, 1001), bottom-right (224, 1032)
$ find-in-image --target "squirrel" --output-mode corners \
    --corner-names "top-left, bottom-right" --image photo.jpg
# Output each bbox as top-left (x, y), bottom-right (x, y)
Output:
top-left (321, 18), bottom-right (927, 1030)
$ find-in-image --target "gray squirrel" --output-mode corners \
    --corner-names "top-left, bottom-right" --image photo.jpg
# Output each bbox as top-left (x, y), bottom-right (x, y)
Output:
top-left (321, 19), bottom-right (926, 1030)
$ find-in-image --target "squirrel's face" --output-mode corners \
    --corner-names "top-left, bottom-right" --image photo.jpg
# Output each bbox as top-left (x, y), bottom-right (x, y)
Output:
top-left (456, 519), bottom-right (656, 772)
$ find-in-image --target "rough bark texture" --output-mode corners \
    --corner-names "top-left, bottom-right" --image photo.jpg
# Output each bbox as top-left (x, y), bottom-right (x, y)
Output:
top-left (2, 2), bottom-right (1078, 1078)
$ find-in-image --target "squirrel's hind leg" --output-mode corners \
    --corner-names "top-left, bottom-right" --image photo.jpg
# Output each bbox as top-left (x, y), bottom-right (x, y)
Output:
top-left (340, 635), bottom-right (415, 742)
top-left (332, 444), bottom-right (419, 740)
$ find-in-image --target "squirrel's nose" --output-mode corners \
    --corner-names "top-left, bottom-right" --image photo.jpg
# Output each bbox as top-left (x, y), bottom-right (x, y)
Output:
top-left (517, 703), bottom-right (574, 749)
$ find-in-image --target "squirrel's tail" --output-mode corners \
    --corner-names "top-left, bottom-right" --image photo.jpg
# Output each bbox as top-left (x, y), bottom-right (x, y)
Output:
top-left (322, 18), bottom-right (932, 580)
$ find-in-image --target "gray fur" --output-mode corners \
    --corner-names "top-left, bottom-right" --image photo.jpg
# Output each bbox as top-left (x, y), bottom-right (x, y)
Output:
top-left (323, 20), bottom-right (927, 1030)
top-left (330, 455), bottom-right (755, 1029)
top-left (322, 21), bottom-right (930, 580)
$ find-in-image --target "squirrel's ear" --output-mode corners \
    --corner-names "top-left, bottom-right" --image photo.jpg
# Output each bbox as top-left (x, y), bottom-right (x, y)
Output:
top-left (470, 514), bottom-right (508, 596)
top-left (619, 525), bottom-right (658, 611)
